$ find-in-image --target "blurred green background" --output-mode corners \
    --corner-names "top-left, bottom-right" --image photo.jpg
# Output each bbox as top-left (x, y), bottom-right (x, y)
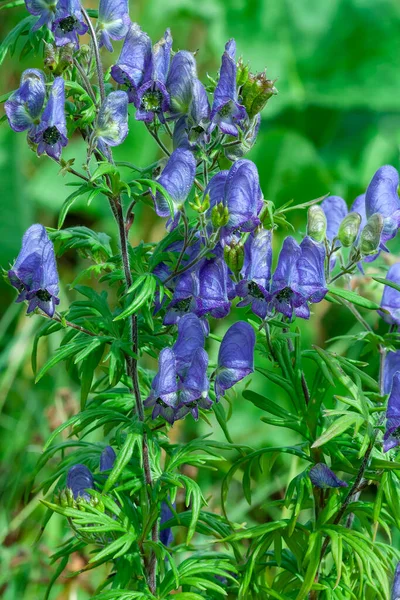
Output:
top-left (1, 0), bottom-right (400, 597)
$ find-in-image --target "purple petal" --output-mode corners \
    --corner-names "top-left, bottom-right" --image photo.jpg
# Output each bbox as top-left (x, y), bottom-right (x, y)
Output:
top-left (365, 165), bottom-right (400, 246)
top-left (98, 0), bottom-right (130, 50)
top-left (224, 159), bottom-right (262, 231)
top-left (295, 236), bottom-right (327, 303)
top-left (179, 347), bottom-right (210, 404)
top-left (99, 446), bottom-right (116, 472)
top-left (152, 29), bottom-right (172, 83)
top-left (241, 228), bottom-right (272, 290)
top-left (111, 23), bottom-right (152, 91)
top-left (52, 0), bottom-right (88, 47)
top-left (5, 69), bottom-right (46, 132)
top-left (33, 77), bottom-right (68, 160)
top-left (67, 464), bottom-right (94, 500)
top-left (385, 350), bottom-right (400, 395)
top-left (309, 463), bottom-right (348, 489)
top-left (215, 322), bottom-right (255, 399)
top-left (97, 90), bottom-right (129, 147)
top-left (148, 348), bottom-right (178, 408)
top-left (321, 196), bottom-right (348, 242)
top-left (25, 0), bottom-right (57, 28)
top-left (392, 562), bottom-right (400, 599)
top-left (173, 314), bottom-right (205, 374)
top-left (379, 263), bottom-right (400, 326)
top-left (167, 50), bottom-right (197, 115)
top-left (190, 79), bottom-right (210, 125)
top-left (160, 499), bottom-right (175, 546)
top-left (154, 148), bottom-right (196, 219)
top-left (197, 259), bottom-right (230, 318)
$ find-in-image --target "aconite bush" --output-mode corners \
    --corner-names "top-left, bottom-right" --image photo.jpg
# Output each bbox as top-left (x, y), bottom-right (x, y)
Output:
top-left (2, 1), bottom-right (400, 598)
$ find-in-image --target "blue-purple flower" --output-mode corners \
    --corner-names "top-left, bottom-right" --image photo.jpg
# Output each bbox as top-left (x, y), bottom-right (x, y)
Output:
top-left (111, 23), bottom-right (152, 102)
top-left (236, 228), bottom-right (272, 319)
top-left (144, 348), bottom-right (179, 424)
top-left (100, 446), bottom-right (116, 472)
top-left (172, 313), bottom-right (205, 372)
top-left (160, 499), bottom-right (175, 546)
top-left (98, 0), bottom-right (130, 52)
top-left (269, 236), bottom-right (327, 320)
top-left (385, 350), bottom-right (400, 395)
top-left (321, 196), bottom-right (348, 244)
top-left (210, 39), bottom-right (247, 136)
top-left (215, 321), bottom-right (255, 400)
top-left (67, 464), bottom-right (94, 500)
top-left (384, 372), bottom-right (400, 452)
top-left (52, 0), bottom-right (88, 47)
top-left (365, 165), bottom-right (400, 249)
top-left (32, 77), bottom-right (68, 160)
top-left (25, 0), bottom-right (57, 31)
top-left (5, 69), bottom-right (46, 134)
top-left (309, 463), bottom-right (348, 489)
top-left (175, 348), bottom-right (212, 420)
top-left (152, 148), bottom-right (196, 230)
top-left (167, 51), bottom-right (197, 117)
top-left (392, 561), bottom-right (400, 600)
top-left (96, 90), bottom-right (129, 154)
top-left (8, 224), bottom-right (60, 317)
top-left (379, 263), bottom-right (400, 327)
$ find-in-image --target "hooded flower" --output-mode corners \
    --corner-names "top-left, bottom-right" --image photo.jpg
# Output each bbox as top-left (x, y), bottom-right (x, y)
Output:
top-left (160, 499), bottom-right (175, 546)
top-left (175, 348), bottom-right (212, 420)
top-left (224, 114), bottom-right (261, 161)
top-left (163, 268), bottom-right (200, 326)
top-left (365, 165), bottom-right (400, 249)
top-left (173, 79), bottom-right (211, 150)
top-left (166, 51), bottom-right (197, 117)
top-left (215, 321), bottom-right (255, 399)
top-left (152, 148), bottom-right (196, 230)
top-left (52, 0), bottom-right (88, 47)
top-left (309, 463), bottom-right (348, 489)
top-left (96, 90), bottom-right (129, 153)
top-left (392, 562), bottom-right (400, 600)
top-left (111, 23), bottom-right (152, 102)
top-left (5, 69), bottom-right (46, 134)
top-left (134, 29), bottom-right (173, 122)
top-left (269, 236), bottom-right (327, 320)
top-left (206, 159), bottom-right (262, 238)
top-left (67, 464), bottom-right (94, 500)
top-left (379, 263), bottom-right (400, 327)
top-left (144, 348), bottom-right (179, 424)
top-left (236, 228), bottom-right (272, 319)
top-left (32, 77), bottom-right (68, 160)
top-left (210, 39), bottom-right (247, 136)
top-left (384, 372), bottom-right (400, 452)
top-left (100, 446), bottom-right (116, 472)
top-left (385, 350), bottom-right (400, 395)
top-left (98, 0), bottom-right (130, 52)
top-left (8, 224), bottom-right (60, 317)
top-left (172, 313), bottom-right (205, 373)
top-left (25, 0), bottom-right (57, 31)
top-left (321, 196), bottom-right (348, 244)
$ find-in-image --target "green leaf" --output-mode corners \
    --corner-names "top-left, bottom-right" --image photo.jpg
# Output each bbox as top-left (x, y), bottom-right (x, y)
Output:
top-left (373, 276), bottom-right (400, 294)
top-left (326, 285), bottom-right (380, 310)
top-left (137, 178), bottom-right (175, 220)
top-left (58, 186), bottom-right (89, 229)
top-left (312, 413), bottom-right (363, 448)
top-left (35, 340), bottom-right (89, 382)
top-left (0, 15), bottom-right (35, 65)
top-left (90, 162), bottom-right (118, 182)
top-left (103, 431), bottom-right (142, 494)
top-left (114, 275), bottom-right (157, 321)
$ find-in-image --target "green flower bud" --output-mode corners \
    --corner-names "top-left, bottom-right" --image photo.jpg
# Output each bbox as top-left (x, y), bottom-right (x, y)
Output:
top-left (224, 241), bottom-right (245, 275)
top-left (59, 490), bottom-right (69, 508)
top-left (360, 213), bottom-right (383, 256)
top-left (236, 58), bottom-right (250, 88)
top-left (211, 202), bottom-right (229, 228)
top-left (44, 43), bottom-right (59, 74)
top-left (189, 192), bottom-right (210, 214)
top-left (240, 70), bottom-right (277, 119)
top-left (307, 205), bottom-right (327, 242)
top-left (338, 212), bottom-right (361, 247)
top-left (66, 488), bottom-right (75, 508)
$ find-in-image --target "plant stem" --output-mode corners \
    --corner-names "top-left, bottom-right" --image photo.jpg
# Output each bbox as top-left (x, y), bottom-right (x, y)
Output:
top-left (73, 57), bottom-right (97, 105)
top-left (81, 7), bottom-right (105, 104)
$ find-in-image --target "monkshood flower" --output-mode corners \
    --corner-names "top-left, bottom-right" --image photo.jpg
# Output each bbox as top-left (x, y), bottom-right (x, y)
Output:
top-left (383, 372), bottom-right (400, 452)
top-left (224, 114), bottom-right (261, 162)
top-left (173, 79), bottom-right (211, 150)
top-left (365, 165), bottom-right (400, 249)
top-left (32, 77), bottom-right (68, 160)
top-left (321, 196), bottom-right (348, 244)
top-left (160, 500), bottom-right (175, 546)
top-left (25, 0), bottom-right (57, 31)
top-left (52, 0), bottom-right (88, 47)
top-left (236, 228), bottom-right (272, 319)
top-left (206, 159), bottom-right (262, 238)
top-left (379, 263), bottom-right (400, 327)
top-left (100, 446), bottom-right (116, 472)
top-left (5, 69), bottom-right (46, 135)
top-left (8, 224), bottom-right (60, 317)
top-left (269, 236), bottom-right (327, 320)
top-left (152, 148), bottom-right (196, 230)
top-left (67, 464), bottom-right (94, 500)
top-left (210, 39), bottom-right (247, 137)
top-left (144, 348), bottom-right (179, 424)
top-left (111, 23), bottom-right (152, 103)
top-left (98, 0), bottom-right (130, 52)
top-left (134, 29), bottom-right (173, 122)
top-left (172, 313), bottom-right (205, 373)
top-left (309, 463), bottom-right (348, 489)
top-left (385, 350), bottom-right (400, 395)
top-left (215, 321), bottom-right (255, 400)
top-left (392, 562), bottom-right (400, 600)
top-left (175, 348), bottom-right (212, 420)
top-left (167, 51), bottom-right (197, 117)
top-left (95, 91), bottom-right (129, 154)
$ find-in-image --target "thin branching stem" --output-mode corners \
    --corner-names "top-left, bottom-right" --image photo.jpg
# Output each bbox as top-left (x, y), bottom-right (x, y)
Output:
top-left (81, 8), bottom-right (105, 104)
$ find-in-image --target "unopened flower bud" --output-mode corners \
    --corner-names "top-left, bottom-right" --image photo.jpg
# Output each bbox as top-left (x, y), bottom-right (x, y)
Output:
top-left (66, 488), bottom-right (75, 507)
top-left (307, 205), bottom-right (327, 243)
top-left (236, 58), bottom-right (250, 88)
top-left (240, 70), bottom-right (277, 119)
top-left (59, 489), bottom-right (69, 508)
top-left (224, 241), bottom-right (245, 274)
top-left (338, 212), bottom-right (361, 247)
top-left (189, 192), bottom-right (210, 214)
top-left (360, 213), bottom-right (383, 256)
top-left (211, 202), bottom-right (229, 228)
top-left (44, 43), bottom-right (58, 73)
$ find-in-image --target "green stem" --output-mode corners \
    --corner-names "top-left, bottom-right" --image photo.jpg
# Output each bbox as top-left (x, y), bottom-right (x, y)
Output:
top-left (81, 7), bottom-right (105, 103)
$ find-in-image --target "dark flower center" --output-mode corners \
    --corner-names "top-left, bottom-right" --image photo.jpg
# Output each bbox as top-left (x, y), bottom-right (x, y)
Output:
top-left (59, 16), bottom-right (78, 33)
top-left (391, 426), bottom-right (400, 440)
top-left (186, 401), bottom-right (198, 408)
top-left (248, 281), bottom-right (265, 300)
top-left (219, 101), bottom-right (233, 118)
top-left (174, 297), bottom-right (192, 313)
top-left (141, 90), bottom-right (163, 112)
top-left (156, 398), bottom-right (168, 407)
top-left (43, 126), bottom-right (61, 145)
top-left (36, 289), bottom-right (52, 302)
top-left (276, 287), bottom-right (293, 302)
